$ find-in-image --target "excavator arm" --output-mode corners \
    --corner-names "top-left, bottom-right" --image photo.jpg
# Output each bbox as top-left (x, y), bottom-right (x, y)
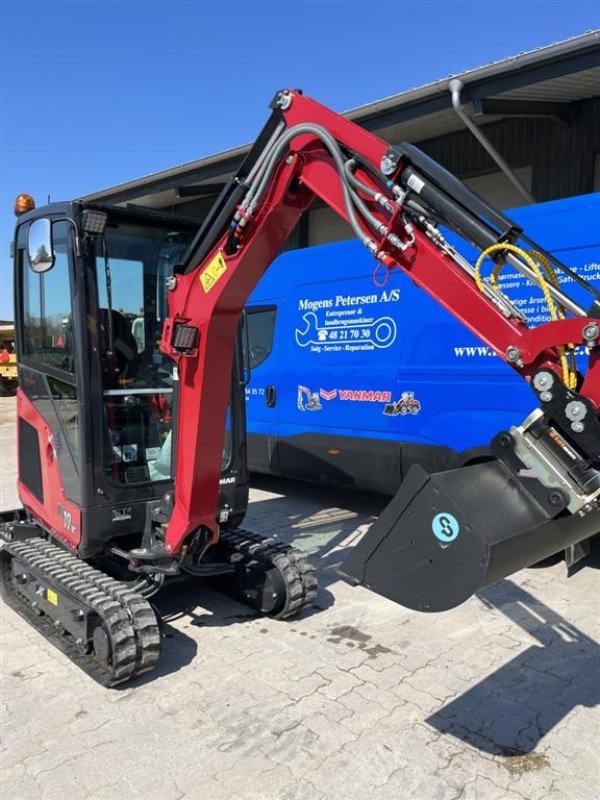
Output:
top-left (153, 90), bottom-right (600, 611)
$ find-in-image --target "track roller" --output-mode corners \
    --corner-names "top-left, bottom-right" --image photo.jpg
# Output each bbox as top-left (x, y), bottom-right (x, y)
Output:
top-left (0, 537), bottom-right (161, 687)
top-left (214, 529), bottom-right (317, 618)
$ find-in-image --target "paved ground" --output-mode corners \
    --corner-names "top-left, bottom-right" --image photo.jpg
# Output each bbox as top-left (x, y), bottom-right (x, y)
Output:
top-left (1, 396), bottom-right (599, 800)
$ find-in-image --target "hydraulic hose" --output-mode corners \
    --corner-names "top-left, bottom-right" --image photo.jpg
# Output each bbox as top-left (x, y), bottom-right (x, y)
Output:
top-left (475, 242), bottom-right (577, 388)
top-left (342, 159), bottom-right (399, 238)
top-left (343, 159), bottom-right (397, 215)
top-left (239, 123), bottom-right (381, 250)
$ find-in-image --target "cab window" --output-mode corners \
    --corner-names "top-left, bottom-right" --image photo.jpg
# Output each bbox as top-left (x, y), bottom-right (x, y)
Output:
top-left (95, 223), bottom-right (190, 485)
top-left (22, 221), bottom-right (75, 372)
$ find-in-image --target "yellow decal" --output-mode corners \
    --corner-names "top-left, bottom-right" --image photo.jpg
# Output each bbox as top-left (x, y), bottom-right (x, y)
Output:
top-left (200, 251), bottom-right (227, 293)
top-left (47, 588), bottom-right (59, 606)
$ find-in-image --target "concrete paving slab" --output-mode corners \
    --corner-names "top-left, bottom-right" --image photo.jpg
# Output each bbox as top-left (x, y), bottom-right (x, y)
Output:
top-left (1, 397), bottom-right (599, 800)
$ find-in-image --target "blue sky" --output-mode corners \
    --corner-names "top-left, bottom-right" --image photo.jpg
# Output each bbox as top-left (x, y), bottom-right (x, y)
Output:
top-left (1, 1), bottom-right (599, 318)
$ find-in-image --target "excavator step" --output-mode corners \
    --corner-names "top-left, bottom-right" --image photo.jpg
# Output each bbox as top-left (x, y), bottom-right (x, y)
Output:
top-left (214, 529), bottom-right (318, 618)
top-left (0, 537), bottom-right (161, 687)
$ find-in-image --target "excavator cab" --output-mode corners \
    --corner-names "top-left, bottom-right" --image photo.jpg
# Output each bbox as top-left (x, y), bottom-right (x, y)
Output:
top-left (9, 202), bottom-right (249, 560)
top-left (2, 197), bottom-right (314, 686)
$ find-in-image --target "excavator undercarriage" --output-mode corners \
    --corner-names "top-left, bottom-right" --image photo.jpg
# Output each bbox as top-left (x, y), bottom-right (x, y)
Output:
top-left (1, 533), bottom-right (160, 686)
top-left (0, 519), bottom-right (316, 686)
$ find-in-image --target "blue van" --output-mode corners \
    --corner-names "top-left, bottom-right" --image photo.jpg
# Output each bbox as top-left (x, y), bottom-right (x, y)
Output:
top-left (245, 193), bottom-right (600, 494)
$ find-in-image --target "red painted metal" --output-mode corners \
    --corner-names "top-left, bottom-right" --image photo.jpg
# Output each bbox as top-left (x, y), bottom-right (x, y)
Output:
top-left (160, 90), bottom-right (600, 555)
top-left (17, 389), bottom-right (81, 550)
top-left (161, 153), bottom-right (313, 552)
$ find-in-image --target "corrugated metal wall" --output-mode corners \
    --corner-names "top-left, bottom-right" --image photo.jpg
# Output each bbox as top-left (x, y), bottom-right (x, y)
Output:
top-left (304, 95), bottom-right (599, 246)
top-left (420, 97), bottom-right (600, 202)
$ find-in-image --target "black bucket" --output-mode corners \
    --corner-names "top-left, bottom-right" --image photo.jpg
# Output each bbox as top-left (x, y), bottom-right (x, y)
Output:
top-left (339, 460), bottom-right (599, 612)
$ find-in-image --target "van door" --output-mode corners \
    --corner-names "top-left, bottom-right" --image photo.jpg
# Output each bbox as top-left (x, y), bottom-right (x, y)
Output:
top-left (276, 241), bottom-right (407, 492)
top-left (245, 304), bottom-right (280, 474)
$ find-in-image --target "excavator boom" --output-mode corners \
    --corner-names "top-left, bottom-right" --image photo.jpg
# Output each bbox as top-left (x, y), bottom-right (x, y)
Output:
top-left (151, 90), bottom-right (600, 612)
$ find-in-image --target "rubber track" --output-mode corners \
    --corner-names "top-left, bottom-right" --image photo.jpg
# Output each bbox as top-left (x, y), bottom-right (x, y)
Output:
top-left (219, 529), bottom-right (318, 619)
top-left (34, 540), bottom-right (161, 676)
top-left (0, 538), bottom-right (160, 686)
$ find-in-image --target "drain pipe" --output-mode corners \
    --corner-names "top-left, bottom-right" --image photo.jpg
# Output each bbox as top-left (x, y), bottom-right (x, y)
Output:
top-left (449, 78), bottom-right (535, 205)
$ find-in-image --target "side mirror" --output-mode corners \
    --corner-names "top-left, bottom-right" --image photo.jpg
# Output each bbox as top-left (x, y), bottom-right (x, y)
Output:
top-left (27, 218), bottom-right (55, 273)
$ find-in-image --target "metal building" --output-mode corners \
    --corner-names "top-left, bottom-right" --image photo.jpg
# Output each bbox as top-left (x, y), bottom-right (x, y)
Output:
top-left (83, 31), bottom-right (600, 248)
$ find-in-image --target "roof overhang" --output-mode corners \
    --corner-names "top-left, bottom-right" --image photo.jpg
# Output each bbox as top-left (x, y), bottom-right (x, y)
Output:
top-left (81, 31), bottom-right (600, 210)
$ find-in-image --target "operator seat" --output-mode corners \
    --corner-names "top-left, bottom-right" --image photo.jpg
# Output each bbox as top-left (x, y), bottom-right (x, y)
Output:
top-left (98, 309), bottom-right (138, 387)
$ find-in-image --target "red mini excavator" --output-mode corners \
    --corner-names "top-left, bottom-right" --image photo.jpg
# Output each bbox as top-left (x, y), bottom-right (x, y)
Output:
top-left (3, 90), bottom-right (600, 685)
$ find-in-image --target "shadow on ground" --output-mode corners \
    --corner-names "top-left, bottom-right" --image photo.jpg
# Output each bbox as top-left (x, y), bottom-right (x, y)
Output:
top-left (126, 548), bottom-right (335, 688)
top-left (427, 578), bottom-right (600, 754)
top-left (155, 571), bottom-right (329, 627)
top-left (247, 474), bottom-right (385, 590)
top-left (124, 617), bottom-right (199, 687)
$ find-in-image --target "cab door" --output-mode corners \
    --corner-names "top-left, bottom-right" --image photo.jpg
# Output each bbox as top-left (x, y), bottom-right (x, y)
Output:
top-left (14, 216), bottom-right (85, 546)
top-left (245, 304), bottom-right (280, 474)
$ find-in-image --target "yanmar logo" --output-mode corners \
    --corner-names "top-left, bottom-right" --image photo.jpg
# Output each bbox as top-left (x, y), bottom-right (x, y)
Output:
top-left (338, 389), bottom-right (392, 403)
top-left (312, 387), bottom-right (393, 404)
top-left (319, 388), bottom-right (337, 401)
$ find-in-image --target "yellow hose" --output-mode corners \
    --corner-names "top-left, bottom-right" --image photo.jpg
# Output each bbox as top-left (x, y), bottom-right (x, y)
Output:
top-left (474, 243), bottom-right (577, 389)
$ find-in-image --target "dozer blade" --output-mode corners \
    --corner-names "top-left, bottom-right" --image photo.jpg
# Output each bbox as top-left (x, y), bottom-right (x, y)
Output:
top-left (339, 459), bottom-right (600, 612)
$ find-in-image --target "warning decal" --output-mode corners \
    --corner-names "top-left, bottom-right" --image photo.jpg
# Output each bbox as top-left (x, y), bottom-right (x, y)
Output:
top-left (200, 251), bottom-right (227, 293)
top-left (47, 588), bottom-right (59, 606)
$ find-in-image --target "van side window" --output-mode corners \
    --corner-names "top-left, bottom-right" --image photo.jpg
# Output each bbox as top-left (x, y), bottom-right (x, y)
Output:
top-left (22, 221), bottom-right (75, 372)
top-left (246, 307), bottom-right (276, 369)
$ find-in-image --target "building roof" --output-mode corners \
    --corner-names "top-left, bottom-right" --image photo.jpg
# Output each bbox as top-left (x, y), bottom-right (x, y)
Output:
top-left (81, 30), bottom-right (600, 209)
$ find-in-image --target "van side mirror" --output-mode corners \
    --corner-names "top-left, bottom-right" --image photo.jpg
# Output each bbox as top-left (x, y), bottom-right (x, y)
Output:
top-left (27, 218), bottom-right (55, 273)
top-left (239, 310), bottom-right (251, 386)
